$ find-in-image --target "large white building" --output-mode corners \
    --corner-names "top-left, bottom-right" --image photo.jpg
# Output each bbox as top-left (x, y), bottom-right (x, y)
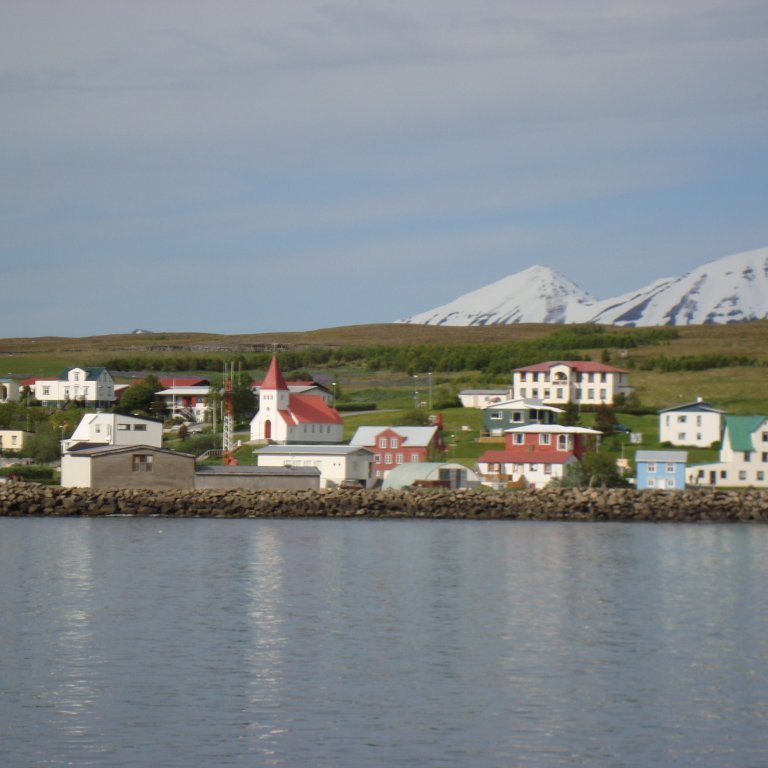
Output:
top-left (255, 444), bottom-right (375, 489)
top-left (35, 367), bottom-right (116, 408)
top-left (511, 361), bottom-right (632, 406)
top-left (658, 399), bottom-right (725, 448)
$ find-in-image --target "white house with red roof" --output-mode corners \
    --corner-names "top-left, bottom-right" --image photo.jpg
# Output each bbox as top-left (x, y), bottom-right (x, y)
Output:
top-left (511, 361), bottom-right (633, 406)
top-left (249, 356), bottom-right (343, 444)
top-left (477, 423), bottom-right (601, 488)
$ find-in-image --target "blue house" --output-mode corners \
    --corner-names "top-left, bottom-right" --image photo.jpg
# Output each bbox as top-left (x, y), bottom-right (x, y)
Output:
top-left (635, 450), bottom-right (688, 490)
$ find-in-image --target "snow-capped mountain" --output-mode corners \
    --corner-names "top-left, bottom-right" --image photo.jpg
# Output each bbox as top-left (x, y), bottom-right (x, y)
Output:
top-left (402, 265), bottom-right (596, 326)
top-left (399, 246), bottom-right (768, 327)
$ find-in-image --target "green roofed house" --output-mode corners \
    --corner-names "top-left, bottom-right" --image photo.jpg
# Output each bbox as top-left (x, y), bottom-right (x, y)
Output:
top-left (686, 415), bottom-right (768, 488)
top-left (34, 367), bottom-right (116, 408)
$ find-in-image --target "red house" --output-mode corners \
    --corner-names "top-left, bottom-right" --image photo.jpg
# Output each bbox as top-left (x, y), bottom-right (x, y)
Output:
top-left (350, 425), bottom-right (445, 480)
top-left (477, 424), bottom-right (601, 488)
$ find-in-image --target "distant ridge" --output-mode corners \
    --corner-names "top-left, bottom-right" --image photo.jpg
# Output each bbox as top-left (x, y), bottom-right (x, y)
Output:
top-left (398, 246), bottom-right (768, 327)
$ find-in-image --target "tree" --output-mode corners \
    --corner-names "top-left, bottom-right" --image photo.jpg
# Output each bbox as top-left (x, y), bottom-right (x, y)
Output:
top-left (116, 375), bottom-right (164, 417)
top-left (559, 402), bottom-right (581, 427)
top-left (593, 403), bottom-right (618, 435)
top-left (581, 449), bottom-right (629, 488)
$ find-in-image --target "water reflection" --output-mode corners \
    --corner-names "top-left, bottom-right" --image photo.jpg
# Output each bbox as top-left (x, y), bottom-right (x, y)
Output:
top-left (2, 519), bottom-right (768, 767)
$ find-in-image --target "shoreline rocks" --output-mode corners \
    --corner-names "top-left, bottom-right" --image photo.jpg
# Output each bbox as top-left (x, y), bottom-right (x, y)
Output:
top-left (1, 485), bottom-right (767, 522)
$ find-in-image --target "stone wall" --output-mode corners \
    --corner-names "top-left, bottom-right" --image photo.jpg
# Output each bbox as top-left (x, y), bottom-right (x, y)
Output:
top-left (1, 484), bottom-right (767, 521)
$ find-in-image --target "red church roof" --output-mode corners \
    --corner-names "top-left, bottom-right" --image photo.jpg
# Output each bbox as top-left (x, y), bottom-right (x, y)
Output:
top-left (289, 394), bottom-right (343, 425)
top-left (262, 356), bottom-right (289, 391)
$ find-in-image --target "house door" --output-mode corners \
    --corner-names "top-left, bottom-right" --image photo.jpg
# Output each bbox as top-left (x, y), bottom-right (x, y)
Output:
top-left (264, 419), bottom-right (272, 440)
top-left (709, 471), bottom-right (716, 485)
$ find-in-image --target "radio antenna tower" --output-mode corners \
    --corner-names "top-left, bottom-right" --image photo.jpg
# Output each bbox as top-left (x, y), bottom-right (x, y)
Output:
top-left (222, 361), bottom-right (234, 454)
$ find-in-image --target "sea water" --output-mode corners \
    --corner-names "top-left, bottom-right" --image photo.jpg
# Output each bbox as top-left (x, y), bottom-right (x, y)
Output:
top-left (1, 517), bottom-right (767, 767)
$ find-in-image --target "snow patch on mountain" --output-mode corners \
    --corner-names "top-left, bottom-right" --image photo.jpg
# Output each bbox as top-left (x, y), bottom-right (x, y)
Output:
top-left (399, 246), bottom-right (768, 327)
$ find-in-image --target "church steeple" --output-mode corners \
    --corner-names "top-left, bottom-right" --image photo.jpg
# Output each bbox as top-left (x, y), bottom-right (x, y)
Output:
top-left (261, 355), bottom-right (290, 411)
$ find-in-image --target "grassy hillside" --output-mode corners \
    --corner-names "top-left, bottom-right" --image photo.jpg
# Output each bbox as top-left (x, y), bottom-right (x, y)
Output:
top-left (2, 321), bottom-right (767, 414)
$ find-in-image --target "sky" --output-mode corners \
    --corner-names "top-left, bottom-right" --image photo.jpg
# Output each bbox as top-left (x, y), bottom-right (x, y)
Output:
top-left (2, 1), bottom-right (768, 338)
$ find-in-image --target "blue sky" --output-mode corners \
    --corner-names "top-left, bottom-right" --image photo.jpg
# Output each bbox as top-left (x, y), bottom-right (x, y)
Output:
top-left (2, 1), bottom-right (767, 337)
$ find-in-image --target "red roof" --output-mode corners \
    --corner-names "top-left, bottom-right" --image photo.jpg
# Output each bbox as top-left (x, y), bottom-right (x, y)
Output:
top-left (478, 449), bottom-right (575, 465)
top-left (288, 394), bottom-right (343, 425)
top-left (261, 356), bottom-right (289, 391)
top-left (159, 377), bottom-right (209, 387)
top-left (514, 361), bottom-right (627, 374)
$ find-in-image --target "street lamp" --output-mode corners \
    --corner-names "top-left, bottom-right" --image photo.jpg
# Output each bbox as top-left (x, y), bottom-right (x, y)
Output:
top-left (428, 371), bottom-right (432, 410)
top-left (413, 375), bottom-right (419, 408)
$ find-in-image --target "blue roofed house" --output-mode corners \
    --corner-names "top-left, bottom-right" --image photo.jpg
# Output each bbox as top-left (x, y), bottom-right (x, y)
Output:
top-left (686, 415), bottom-right (768, 488)
top-left (635, 450), bottom-right (688, 490)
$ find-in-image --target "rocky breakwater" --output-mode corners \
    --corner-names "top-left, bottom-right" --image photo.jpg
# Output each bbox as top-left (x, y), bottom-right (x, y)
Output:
top-left (1, 484), bottom-right (768, 521)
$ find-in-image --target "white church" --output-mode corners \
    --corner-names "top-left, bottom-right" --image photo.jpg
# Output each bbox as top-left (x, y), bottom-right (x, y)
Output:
top-left (249, 356), bottom-right (344, 445)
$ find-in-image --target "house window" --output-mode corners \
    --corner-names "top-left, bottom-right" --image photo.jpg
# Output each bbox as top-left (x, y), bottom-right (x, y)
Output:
top-left (648, 478), bottom-right (656, 488)
top-left (95, 425), bottom-right (101, 434)
top-left (762, 453), bottom-right (768, 463)
top-left (744, 452), bottom-right (752, 462)
top-left (384, 453), bottom-right (392, 464)
top-left (678, 433), bottom-right (686, 441)
top-left (666, 463), bottom-right (675, 473)
top-left (519, 388), bottom-right (527, 398)
top-left (544, 464), bottom-right (552, 475)
top-left (557, 435), bottom-right (568, 450)
top-left (757, 471), bottom-right (765, 482)
top-left (678, 415), bottom-right (687, 423)
top-left (396, 454), bottom-right (404, 464)
top-left (599, 389), bottom-right (607, 401)
top-left (647, 463), bottom-right (657, 473)
top-left (739, 471), bottom-right (747, 481)
top-left (132, 454), bottom-right (153, 472)
top-left (374, 455), bottom-right (381, 464)
top-left (544, 389), bottom-right (551, 399)
top-left (379, 438), bottom-right (387, 449)
top-left (556, 388), bottom-right (564, 399)
top-left (490, 412), bottom-right (502, 420)
top-left (411, 454), bottom-right (419, 463)
top-left (539, 434), bottom-right (551, 445)
top-left (696, 416), bottom-right (702, 426)
top-left (390, 438), bottom-right (398, 449)
top-left (532, 389), bottom-right (539, 398)
top-left (512, 433), bottom-right (524, 445)
top-left (512, 412), bottom-right (523, 422)
top-left (530, 464), bottom-right (538, 471)
top-left (133, 424), bottom-right (146, 431)
top-left (118, 424), bottom-right (130, 431)
top-left (665, 478), bottom-right (676, 489)
top-left (42, 386), bottom-right (50, 396)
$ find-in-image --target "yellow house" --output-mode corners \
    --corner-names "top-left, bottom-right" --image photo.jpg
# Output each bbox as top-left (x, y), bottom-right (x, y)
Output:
top-left (0, 430), bottom-right (31, 454)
